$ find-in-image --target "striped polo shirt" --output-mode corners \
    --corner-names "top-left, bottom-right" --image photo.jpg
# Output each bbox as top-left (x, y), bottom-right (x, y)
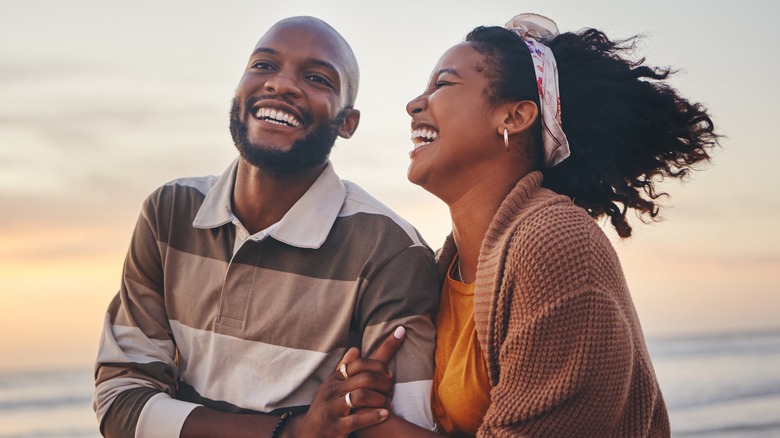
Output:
top-left (93, 159), bottom-right (439, 437)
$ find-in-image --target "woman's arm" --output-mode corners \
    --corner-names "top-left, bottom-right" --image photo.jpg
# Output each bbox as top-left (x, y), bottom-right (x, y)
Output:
top-left (180, 347), bottom-right (394, 438)
top-left (353, 329), bottom-right (442, 437)
top-left (357, 415), bottom-right (441, 437)
top-left (476, 221), bottom-right (638, 436)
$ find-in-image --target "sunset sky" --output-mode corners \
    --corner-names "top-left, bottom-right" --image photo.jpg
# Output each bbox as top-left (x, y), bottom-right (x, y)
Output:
top-left (1, 0), bottom-right (778, 371)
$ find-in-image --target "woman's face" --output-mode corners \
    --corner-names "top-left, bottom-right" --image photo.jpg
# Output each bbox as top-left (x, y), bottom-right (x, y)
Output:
top-left (405, 43), bottom-right (503, 196)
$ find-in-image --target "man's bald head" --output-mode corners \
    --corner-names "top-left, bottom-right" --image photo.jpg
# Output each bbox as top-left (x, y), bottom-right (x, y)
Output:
top-left (258, 16), bottom-right (360, 107)
top-left (230, 16), bottom-right (362, 176)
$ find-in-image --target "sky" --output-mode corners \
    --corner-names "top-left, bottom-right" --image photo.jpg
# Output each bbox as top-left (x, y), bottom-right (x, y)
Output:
top-left (0, 0), bottom-right (778, 371)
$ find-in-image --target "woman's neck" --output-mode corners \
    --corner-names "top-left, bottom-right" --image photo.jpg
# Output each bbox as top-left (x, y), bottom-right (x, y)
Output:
top-left (448, 174), bottom-right (521, 283)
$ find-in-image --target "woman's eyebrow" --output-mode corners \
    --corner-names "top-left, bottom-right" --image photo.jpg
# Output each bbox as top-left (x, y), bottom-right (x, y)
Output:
top-left (436, 67), bottom-right (461, 77)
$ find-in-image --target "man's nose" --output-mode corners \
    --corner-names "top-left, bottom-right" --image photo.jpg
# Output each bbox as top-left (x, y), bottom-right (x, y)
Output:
top-left (264, 74), bottom-right (303, 98)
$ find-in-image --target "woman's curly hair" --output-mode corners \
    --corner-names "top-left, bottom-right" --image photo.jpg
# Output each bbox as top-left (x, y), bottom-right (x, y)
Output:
top-left (466, 26), bottom-right (719, 237)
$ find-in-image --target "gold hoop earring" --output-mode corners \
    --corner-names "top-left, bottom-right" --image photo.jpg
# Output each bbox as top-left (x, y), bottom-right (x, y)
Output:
top-left (503, 128), bottom-right (510, 151)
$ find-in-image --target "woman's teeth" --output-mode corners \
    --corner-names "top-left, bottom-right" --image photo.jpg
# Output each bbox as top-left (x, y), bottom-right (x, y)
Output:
top-left (411, 128), bottom-right (439, 148)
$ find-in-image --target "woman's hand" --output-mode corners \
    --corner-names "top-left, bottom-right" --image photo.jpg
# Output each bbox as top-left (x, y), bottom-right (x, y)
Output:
top-left (282, 328), bottom-right (404, 438)
top-left (368, 326), bottom-right (406, 365)
top-left (283, 327), bottom-right (407, 437)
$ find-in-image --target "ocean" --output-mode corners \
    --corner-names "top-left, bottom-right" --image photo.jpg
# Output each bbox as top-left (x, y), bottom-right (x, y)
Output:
top-left (1, 330), bottom-right (779, 437)
top-left (649, 330), bottom-right (780, 437)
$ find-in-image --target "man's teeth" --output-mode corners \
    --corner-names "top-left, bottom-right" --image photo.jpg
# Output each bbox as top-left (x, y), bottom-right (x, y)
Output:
top-left (411, 128), bottom-right (439, 147)
top-left (255, 107), bottom-right (302, 127)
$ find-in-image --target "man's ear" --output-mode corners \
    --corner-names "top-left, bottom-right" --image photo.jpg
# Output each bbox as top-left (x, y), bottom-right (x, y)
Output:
top-left (496, 100), bottom-right (538, 137)
top-left (338, 108), bottom-right (361, 139)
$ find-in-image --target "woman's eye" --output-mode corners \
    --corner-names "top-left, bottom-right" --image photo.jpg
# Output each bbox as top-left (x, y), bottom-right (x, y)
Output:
top-left (434, 81), bottom-right (451, 89)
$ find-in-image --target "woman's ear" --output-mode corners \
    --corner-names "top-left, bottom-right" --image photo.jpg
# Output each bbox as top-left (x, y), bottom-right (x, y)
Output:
top-left (496, 100), bottom-right (538, 137)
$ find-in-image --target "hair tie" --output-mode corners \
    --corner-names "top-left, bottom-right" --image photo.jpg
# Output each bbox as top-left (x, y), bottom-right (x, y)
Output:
top-left (505, 13), bottom-right (570, 168)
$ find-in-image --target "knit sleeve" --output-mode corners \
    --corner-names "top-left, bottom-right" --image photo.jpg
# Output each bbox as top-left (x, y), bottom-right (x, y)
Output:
top-left (478, 212), bottom-right (637, 437)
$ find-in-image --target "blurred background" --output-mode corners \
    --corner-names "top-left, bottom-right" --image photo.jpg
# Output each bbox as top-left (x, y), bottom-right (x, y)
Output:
top-left (1, 0), bottom-right (778, 436)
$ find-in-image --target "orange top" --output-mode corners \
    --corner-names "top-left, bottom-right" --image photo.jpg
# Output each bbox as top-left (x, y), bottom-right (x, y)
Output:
top-left (431, 256), bottom-right (491, 437)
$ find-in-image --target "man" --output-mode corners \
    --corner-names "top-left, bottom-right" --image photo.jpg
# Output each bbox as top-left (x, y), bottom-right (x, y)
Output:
top-left (93, 17), bottom-right (438, 437)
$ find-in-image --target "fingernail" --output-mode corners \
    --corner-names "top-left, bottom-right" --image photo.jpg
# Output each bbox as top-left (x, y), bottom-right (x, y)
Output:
top-left (393, 326), bottom-right (405, 339)
top-left (378, 409), bottom-right (389, 419)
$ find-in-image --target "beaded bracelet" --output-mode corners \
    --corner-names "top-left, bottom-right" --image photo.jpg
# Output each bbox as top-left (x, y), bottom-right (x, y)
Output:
top-left (270, 411), bottom-right (294, 438)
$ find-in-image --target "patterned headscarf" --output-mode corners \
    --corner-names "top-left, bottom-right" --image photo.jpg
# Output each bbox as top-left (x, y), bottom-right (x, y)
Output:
top-left (505, 13), bottom-right (570, 168)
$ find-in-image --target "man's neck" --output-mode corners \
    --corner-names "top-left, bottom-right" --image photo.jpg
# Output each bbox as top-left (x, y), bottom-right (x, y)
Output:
top-left (232, 159), bottom-right (328, 235)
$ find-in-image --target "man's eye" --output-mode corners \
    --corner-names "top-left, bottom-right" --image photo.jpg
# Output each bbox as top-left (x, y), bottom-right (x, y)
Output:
top-left (252, 61), bottom-right (274, 70)
top-left (307, 75), bottom-right (334, 88)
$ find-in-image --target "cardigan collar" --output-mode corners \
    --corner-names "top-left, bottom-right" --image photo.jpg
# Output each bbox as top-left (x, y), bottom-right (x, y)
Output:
top-left (435, 170), bottom-right (548, 385)
top-left (435, 171), bottom-right (546, 283)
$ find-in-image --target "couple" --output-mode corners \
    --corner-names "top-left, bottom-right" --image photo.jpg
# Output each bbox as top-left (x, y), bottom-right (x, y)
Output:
top-left (93, 13), bottom-right (716, 438)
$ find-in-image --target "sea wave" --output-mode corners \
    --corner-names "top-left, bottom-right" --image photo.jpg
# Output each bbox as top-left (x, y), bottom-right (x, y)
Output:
top-left (648, 330), bottom-right (780, 359)
top-left (674, 420), bottom-right (780, 437)
top-left (0, 429), bottom-right (96, 438)
top-left (0, 395), bottom-right (92, 412)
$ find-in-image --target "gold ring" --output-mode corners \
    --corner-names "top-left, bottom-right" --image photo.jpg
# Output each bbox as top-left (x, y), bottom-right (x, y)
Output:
top-left (338, 363), bottom-right (349, 380)
top-left (345, 391), bottom-right (355, 409)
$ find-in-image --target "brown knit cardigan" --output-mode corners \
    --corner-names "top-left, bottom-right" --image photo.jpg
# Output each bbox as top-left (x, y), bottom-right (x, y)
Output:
top-left (435, 171), bottom-right (670, 437)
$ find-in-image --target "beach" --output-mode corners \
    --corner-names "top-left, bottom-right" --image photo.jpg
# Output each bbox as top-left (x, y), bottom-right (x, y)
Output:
top-left (1, 330), bottom-right (779, 437)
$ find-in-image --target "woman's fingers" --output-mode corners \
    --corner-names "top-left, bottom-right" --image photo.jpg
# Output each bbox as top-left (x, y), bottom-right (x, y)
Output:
top-left (334, 326), bottom-right (405, 381)
top-left (319, 326), bottom-right (405, 433)
top-left (343, 387), bottom-right (393, 411)
top-left (337, 347), bottom-right (360, 369)
top-left (339, 408), bottom-right (390, 432)
top-left (335, 347), bottom-right (359, 381)
top-left (302, 343), bottom-right (396, 438)
top-left (339, 368), bottom-right (394, 398)
top-left (368, 326), bottom-right (406, 364)
top-left (338, 357), bottom-right (390, 379)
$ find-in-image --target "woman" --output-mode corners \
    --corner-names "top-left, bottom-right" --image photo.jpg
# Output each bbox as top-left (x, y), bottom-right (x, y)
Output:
top-left (292, 13), bottom-right (716, 438)
top-left (373, 13), bottom-right (714, 437)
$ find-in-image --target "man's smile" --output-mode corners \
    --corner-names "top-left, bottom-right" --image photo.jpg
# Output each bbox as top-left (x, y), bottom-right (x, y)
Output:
top-left (254, 106), bottom-right (303, 127)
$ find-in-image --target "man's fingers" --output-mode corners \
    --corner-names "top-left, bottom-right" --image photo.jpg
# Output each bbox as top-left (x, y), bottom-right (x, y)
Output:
top-left (368, 326), bottom-right (406, 364)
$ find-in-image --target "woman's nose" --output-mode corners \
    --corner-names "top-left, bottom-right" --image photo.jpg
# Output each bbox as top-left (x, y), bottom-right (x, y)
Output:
top-left (406, 94), bottom-right (427, 116)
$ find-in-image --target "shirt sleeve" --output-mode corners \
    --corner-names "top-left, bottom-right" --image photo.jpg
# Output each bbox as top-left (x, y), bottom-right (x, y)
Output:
top-left (93, 193), bottom-right (200, 438)
top-left (356, 244), bottom-right (439, 430)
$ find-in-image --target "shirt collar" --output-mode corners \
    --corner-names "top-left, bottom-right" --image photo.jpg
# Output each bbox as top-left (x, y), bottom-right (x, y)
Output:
top-left (192, 159), bottom-right (237, 229)
top-left (193, 158), bottom-right (347, 249)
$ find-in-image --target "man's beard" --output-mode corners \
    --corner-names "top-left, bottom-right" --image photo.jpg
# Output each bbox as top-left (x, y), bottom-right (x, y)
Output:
top-left (229, 98), bottom-right (347, 176)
